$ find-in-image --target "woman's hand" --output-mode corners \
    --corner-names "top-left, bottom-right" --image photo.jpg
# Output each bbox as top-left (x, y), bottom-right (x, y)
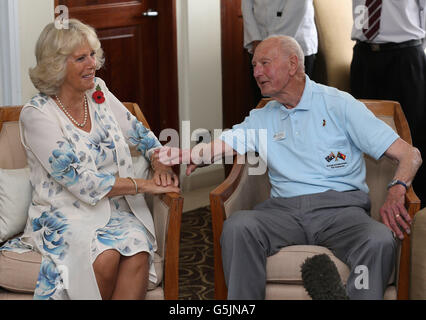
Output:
top-left (139, 178), bottom-right (180, 195)
top-left (153, 168), bottom-right (179, 187)
top-left (151, 149), bottom-right (180, 187)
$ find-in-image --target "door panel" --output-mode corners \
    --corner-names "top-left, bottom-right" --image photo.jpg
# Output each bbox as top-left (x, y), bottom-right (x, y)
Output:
top-left (55, 0), bottom-right (178, 139)
top-left (221, 0), bottom-right (257, 130)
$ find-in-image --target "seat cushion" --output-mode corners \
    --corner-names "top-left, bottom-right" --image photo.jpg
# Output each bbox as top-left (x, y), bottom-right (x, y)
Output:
top-left (0, 250), bottom-right (163, 294)
top-left (266, 245), bottom-right (395, 285)
top-left (0, 250), bottom-right (41, 293)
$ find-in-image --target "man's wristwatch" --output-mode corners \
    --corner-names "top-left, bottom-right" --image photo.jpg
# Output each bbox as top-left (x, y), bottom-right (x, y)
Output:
top-left (387, 179), bottom-right (408, 191)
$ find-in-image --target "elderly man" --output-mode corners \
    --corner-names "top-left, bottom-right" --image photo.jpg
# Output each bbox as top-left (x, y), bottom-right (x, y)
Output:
top-left (161, 35), bottom-right (422, 299)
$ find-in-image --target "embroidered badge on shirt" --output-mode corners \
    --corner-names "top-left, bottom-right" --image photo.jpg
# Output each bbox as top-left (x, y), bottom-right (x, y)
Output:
top-left (273, 131), bottom-right (286, 141)
top-left (337, 152), bottom-right (346, 161)
top-left (322, 119), bottom-right (326, 127)
top-left (325, 150), bottom-right (348, 169)
top-left (325, 152), bottom-right (336, 162)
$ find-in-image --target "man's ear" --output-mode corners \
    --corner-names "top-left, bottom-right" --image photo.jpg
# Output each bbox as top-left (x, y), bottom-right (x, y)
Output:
top-left (288, 54), bottom-right (299, 76)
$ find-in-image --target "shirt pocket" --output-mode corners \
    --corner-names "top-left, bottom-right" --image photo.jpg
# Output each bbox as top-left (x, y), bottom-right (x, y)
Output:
top-left (316, 142), bottom-right (352, 178)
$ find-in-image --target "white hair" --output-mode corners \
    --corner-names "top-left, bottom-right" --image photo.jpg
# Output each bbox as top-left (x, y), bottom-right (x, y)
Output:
top-left (264, 35), bottom-right (305, 71)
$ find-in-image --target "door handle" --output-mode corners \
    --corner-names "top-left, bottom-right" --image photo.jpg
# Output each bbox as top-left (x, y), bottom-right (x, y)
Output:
top-left (142, 9), bottom-right (158, 17)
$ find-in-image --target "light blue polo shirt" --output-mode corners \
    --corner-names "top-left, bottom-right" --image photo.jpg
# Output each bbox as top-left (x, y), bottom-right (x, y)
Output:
top-left (219, 76), bottom-right (399, 198)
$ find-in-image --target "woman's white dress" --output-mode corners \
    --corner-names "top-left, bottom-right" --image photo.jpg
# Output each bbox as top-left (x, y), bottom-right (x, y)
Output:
top-left (0, 78), bottom-right (161, 299)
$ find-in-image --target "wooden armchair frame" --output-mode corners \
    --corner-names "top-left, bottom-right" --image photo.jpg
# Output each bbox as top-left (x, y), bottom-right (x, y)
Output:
top-left (210, 99), bottom-right (420, 300)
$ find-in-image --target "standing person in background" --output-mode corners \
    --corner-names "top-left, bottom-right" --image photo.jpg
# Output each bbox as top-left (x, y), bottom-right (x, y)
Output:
top-left (350, 0), bottom-right (426, 207)
top-left (242, 0), bottom-right (318, 104)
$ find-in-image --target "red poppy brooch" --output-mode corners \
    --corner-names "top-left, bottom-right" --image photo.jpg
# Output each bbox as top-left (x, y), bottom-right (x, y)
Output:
top-left (92, 85), bottom-right (105, 104)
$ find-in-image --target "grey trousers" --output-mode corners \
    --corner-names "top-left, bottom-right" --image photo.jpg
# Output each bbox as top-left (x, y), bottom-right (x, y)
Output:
top-left (220, 190), bottom-right (397, 300)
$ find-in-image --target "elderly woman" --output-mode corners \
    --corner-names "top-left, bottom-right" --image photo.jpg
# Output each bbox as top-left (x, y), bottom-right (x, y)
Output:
top-left (0, 19), bottom-right (180, 300)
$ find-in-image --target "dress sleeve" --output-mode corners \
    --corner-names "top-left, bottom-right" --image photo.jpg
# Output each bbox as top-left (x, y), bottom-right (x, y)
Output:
top-left (99, 80), bottom-right (162, 162)
top-left (20, 106), bottom-right (116, 206)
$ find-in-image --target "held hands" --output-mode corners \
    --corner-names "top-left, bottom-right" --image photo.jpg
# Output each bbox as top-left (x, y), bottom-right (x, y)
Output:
top-left (379, 185), bottom-right (412, 240)
top-left (148, 150), bottom-right (180, 193)
top-left (139, 177), bottom-right (180, 195)
top-left (154, 145), bottom-right (209, 176)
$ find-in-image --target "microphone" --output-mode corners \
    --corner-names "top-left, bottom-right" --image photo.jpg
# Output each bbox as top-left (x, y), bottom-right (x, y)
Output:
top-left (301, 253), bottom-right (349, 300)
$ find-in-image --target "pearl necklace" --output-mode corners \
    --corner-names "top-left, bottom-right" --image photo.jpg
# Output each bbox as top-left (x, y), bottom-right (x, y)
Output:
top-left (55, 95), bottom-right (88, 128)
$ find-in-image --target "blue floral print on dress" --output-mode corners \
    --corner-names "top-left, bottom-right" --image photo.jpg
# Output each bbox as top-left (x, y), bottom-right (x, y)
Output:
top-left (128, 118), bottom-right (161, 158)
top-left (34, 258), bottom-right (63, 300)
top-left (0, 237), bottom-right (33, 253)
top-left (94, 210), bottom-right (153, 254)
top-left (32, 210), bottom-right (69, 260)
top-left (29, 93), bottom-right (49, 109)
top-left (87, 111), bottom-right (115, 166)
top-left (49, 142), bottom-right (81, 187)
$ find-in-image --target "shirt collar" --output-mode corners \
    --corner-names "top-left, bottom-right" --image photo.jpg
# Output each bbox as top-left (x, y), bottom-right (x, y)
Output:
top-left (277, 75), bottom-right (313, 120)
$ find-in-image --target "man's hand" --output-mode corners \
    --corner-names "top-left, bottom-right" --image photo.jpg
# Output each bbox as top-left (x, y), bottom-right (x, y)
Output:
top-left (155, 144), bottom-right (210, 176)
top-left (379, 185), bottom-right (412, 240)
top-left (155, 140), bottom-right (236, 176)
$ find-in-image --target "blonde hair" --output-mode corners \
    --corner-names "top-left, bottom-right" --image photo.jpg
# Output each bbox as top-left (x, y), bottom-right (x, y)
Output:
top-left (29, 19), bottom-right (104, 96)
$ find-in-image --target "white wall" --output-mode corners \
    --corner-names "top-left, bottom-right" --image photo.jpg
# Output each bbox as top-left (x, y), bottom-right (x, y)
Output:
top-left (0, 74), bottom-right (2, 104)
top-left (177, 0), bottom-right (225, 191)
top-left (0, 0), bottom-right (21, 106)
top-left (18, 0), bottom-right (54, 103)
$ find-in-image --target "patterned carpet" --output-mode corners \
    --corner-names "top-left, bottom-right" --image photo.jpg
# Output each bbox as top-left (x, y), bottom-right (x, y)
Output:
top-left (178, 206), bottom-right (215, 300)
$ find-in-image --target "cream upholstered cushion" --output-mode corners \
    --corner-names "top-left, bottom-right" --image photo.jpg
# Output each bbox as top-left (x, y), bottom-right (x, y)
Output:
top-left (0, 121), bottom-right (27, 170)
top-left (0, 250), bottom-right (164, 294)
top-left (266, 245), bottom-right (395, 285)
top-left (0, 250), bottom-right (40, 293)
top-left (410, 208), bottom-right (426, 299)
top-left (266, 246), bottom-right (349, 284)
top-left (0, 168), bottom-right (32, 243)
top-left (265, 282), bottom-right (397, 300)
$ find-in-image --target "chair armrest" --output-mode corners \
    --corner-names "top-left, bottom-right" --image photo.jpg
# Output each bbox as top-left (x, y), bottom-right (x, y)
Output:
top-left (152, 192), bottom-right (183, 300)
top-left (209, 154), bottom-right (270, 299)
top-left (397, 186), bottom-right (421, 299)
top-left (210, 155), bottom-right (270, 220)
top-left (410, 207), bottom-right (426, 299)
top-left (209, 157), bottom-right (247, 299)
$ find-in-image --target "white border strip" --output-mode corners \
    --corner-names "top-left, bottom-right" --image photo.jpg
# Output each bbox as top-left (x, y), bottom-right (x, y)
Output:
top-left (0, 0), bottom-right (22, 106)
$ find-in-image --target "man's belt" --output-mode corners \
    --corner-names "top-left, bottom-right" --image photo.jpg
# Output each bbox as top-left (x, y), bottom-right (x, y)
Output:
top-left (356, 39), bottom-right (423, 52)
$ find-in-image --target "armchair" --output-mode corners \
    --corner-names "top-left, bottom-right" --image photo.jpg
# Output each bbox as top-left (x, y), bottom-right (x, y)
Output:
top-left (210, 99), bottom-right (423, 299)
top-left (0, 102), bottom-right (183, 300)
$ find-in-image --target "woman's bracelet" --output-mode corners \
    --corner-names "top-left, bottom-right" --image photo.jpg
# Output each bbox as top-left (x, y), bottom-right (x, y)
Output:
top-left (127, 177), bottom-right (138, 194)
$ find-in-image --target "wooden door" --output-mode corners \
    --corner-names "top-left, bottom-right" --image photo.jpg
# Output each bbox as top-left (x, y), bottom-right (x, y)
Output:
top-left (55, 0), bottom-right (179, 138)
top-left (221, 0), bottom-right (257, 130)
